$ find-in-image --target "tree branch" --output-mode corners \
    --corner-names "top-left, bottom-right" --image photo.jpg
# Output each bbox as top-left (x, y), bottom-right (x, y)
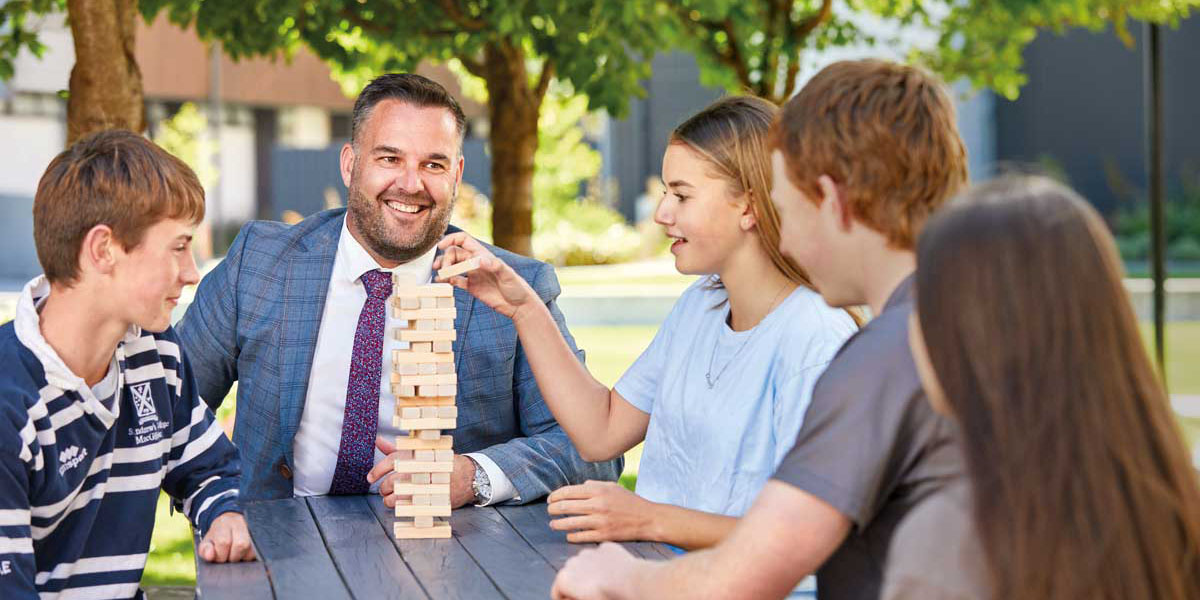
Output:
top-left (534, 59), bottom-right (554, 101)
top-left (667, 2), bottom-right (750, 90)
top-left (792, 0), bottom-right (833, 42)
top-left (760, 0), bottom-right (785, 99)
top-left (459, 54), bottom-right (486, 77)
top-left (781, 54), bottom-right (800, 100)
top-left (719, 19), bottom-right (751, 91)
top-left (439, 0), bottom-right (486, 32)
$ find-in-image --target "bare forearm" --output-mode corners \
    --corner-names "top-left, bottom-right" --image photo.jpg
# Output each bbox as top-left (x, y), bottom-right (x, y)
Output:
top-left (646, 503), bottom-right (739, 550)
top-left (511, 301), bottom-right (625, 460)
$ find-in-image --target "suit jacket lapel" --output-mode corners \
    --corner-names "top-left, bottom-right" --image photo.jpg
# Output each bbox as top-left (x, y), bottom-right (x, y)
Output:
top-left (279, 213), bottom-right (343, 466)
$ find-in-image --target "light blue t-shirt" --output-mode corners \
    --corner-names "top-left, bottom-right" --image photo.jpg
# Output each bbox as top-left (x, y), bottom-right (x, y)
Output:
top-left (615, 278), bottom-right (856, 517)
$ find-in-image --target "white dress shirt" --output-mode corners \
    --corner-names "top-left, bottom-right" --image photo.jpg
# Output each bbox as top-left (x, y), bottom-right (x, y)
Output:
top-left (292, 219), bottom-right (516, 504)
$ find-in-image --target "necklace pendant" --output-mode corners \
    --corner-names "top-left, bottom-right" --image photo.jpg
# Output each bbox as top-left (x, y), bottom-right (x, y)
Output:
top-left (705, 373), bottom-right (714, 389)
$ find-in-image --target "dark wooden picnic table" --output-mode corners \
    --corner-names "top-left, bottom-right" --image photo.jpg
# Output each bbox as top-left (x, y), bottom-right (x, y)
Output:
top-left (194, 495), bottom-right (676, 599)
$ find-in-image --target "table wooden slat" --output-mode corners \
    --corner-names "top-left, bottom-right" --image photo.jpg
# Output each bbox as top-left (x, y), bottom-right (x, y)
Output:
top-left (494, 503), bottom-right (582, 570)
top-left (307, 495), bottom-right (429, 600)
top-left (192, 531), bottom-right (274, 600)
top-left (450, 506), bottom-right (560, 598)
top-left (366, 495), bottom-right (506, 600)
top-left (243, 498), bottom-right (353, 600)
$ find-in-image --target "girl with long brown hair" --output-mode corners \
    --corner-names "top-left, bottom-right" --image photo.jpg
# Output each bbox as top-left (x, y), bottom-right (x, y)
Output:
top-left (436, 96), bottom-right (856, 554)
top-left (898, 175), bottom-right (1200, 598)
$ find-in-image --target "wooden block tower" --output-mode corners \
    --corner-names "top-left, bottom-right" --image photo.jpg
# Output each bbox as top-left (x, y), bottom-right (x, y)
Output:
top-left (388, 258), bottom-right (478, 539)
top-left (390, 277), bottom-right (458, 539)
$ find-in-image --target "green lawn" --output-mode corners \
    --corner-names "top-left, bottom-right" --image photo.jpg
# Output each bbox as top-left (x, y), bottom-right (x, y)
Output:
top-left (135, 322), bottom-right (1200, 586)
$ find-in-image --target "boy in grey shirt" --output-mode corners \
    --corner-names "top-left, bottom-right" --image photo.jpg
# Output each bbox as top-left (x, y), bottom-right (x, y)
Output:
top-left (551, 58), bottom-right (969, 600)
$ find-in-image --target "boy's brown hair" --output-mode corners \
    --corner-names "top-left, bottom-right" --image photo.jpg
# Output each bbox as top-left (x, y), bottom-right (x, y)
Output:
top-left (769, 59), bottom-right (968, 249)
top-left (33, 129), bottom-right (205, 284)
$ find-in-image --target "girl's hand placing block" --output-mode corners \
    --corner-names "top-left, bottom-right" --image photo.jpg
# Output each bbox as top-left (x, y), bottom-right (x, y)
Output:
top-left (435, 232), bottom-right (540, 321)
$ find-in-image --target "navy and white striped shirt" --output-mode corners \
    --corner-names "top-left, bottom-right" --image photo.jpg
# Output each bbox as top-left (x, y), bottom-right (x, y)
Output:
top-left (0, 277), bottom-right (242, 599)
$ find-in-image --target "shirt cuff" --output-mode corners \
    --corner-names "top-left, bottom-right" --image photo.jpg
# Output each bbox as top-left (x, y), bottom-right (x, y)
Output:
top-left (464, 452), bottom-right (519, 506)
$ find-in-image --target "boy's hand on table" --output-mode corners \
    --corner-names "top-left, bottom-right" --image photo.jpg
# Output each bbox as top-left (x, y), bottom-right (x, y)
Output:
top-left (199, 512), bottom-right (256, 563)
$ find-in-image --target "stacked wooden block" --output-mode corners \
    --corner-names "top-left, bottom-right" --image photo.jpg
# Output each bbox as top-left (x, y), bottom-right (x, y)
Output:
top-left (390, 277), bottom-right (458, 539)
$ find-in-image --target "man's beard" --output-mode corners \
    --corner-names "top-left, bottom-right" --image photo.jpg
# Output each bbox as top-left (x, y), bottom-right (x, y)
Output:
top-left (346, 179), bottom-right (456, 264)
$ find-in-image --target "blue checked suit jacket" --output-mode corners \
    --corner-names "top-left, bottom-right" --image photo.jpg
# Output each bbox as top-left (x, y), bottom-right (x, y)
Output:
top-left (177, 208), bottom-right (622, 501)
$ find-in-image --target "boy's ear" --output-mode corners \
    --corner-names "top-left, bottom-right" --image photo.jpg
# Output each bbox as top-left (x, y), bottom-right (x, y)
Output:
top-left (339, 143), bottom-right (356, 188)
top-left (818, 175), bottom-right (853, 232)
top-left (80, 224), bottom-right (118, 276)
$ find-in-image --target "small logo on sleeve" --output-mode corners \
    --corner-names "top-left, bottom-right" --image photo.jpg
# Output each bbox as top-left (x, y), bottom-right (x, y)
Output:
top-left (58, 445), bottom-right (88, 476)
top-left (131, 382), bottom-right (157, 423)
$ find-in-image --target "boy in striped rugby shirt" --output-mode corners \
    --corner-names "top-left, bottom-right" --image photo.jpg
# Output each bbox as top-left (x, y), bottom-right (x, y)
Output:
top-left (0, 130), bottom-right (254, 599)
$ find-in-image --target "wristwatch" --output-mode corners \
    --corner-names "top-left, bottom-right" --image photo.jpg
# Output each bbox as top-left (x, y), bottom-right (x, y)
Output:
top-left (467, 456), bottom-right (493, 505)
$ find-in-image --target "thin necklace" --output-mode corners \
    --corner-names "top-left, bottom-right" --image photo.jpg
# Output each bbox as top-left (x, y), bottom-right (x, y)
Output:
top-left (704, 283), bottom-right (790, 389)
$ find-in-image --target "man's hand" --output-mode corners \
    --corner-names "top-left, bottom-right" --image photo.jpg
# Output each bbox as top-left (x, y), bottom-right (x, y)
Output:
top-left (198, 512), bottom-right (256, 563)
top-left (548, 481), bottom-right (657, 543)
top-left (369, 437), bottom-right (477, 508)
top-left (551, 542), bottom-right (644, 600)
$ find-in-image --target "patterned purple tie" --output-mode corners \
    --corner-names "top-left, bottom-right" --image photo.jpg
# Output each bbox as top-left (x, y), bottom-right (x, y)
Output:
top-left (329, 269), bottom-right (391, 495)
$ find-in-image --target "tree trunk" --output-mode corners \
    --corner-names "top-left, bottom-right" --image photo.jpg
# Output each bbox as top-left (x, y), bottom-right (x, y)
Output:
top-left (482, 41), bottom-right (541, 257)
top-left (66, 0), bottom-right (145, 145)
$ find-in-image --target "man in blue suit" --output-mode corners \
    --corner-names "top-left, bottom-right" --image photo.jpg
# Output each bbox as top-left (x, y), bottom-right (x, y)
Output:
top-left (178, 73), bottom-right (621, 505)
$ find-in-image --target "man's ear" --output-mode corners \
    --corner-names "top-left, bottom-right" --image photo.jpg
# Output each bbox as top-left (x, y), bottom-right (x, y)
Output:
top-left (80, 224), bottom-right (118, 276)
top-left (339, 143), bottom-right (356, 188)
top-left (818, 175), bottom-right (852, 232)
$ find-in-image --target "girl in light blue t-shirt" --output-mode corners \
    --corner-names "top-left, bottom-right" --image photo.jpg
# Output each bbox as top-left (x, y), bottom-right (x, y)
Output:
top-left (437, 96), bottom-right (857, 551)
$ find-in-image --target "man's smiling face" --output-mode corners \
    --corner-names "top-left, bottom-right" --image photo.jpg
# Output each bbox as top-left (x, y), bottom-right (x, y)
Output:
top-left (341, 99), bottom-right (464, 266)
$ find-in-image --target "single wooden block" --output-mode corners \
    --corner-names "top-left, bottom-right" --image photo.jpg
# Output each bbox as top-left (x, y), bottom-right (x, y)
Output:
top-left (392, 272), bottom-right (421, 287)
top-left (419, 406), bottom-right (437, 418)
top-left (436, 405), bottom-right (458, 419)
top-left (412, 494), bottom-right (430, 506)
top-left (430, 472), bottom-right (451, 484)
top-left (396, 363), bottom-right (419, 376)
top-left (393, 350), bottom-right (454, 364)
top-left (398, 329), bottom-right (456, 343)
top-left (394, 417), bottom-right (457, 430)
top-left (432, 341), bottom-right (453, 353)
top-left (413, 516), bottom-right (434, 528)
top-left (393, 434), bottom-right (453, 450)
top-left (394, 394), bottom-right (456, 406)
top-left (437, 256), bottom-right (482, 280)
top-left (395, 503), bottom-right (452, 518)
top-left (393, 385), bottom-right (417, 398)
top-left (394, 435), bottom-right (452, 450)
top-left (414, 449), bottom-right (435, 462)
top-left (394, 521), bottom-right (451, 539)
top-left (435, 362), bottom-right (455, 375)
top-left (429, 493), bottom-right (451, 506)
top-left (394, 283), bottom-right (453, 298)
top-left (393, 459), bottom-right (455, 473)
top-left (409, 342), bottom-right (432, 353)
top-left (394, 307), bottom-right (457, 320)
top-left (399, 407), bottom-right (421, 420)
top-left (418, 363), bottom-right (437, 375)
top-left (418, 429), bottom-right (441, 441)
top-left (400, 296), bottom-right (421, 310)
top-left (396, 373), bottom-right (457, 387)
top-left (417, 385), bottom-right (439, 397)
top-left (410, 473), bottom-right (431, 485)
top-left (389, 310), bottom-right (410, 323)
top-left (435, 449), bottom-right (454, 463)
top-left (437, 297), bottom-right (454, 309)
top-left (393, 482), bottom-right (452, 495)
top-left (435, 319), bottom-right (454, 330)
top-left (419, 297), bottom-right (437, 309)
top-left (416, 319), bottom-right (435, 331)
top-left (438, 384), bottom-right (458, 397)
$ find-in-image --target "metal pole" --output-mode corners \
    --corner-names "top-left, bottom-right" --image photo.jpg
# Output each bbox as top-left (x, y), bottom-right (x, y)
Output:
top-left (1144, 22), bottom-right (1167, 385)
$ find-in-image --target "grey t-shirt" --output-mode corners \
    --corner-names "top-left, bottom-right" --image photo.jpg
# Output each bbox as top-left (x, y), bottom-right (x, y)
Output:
top-left (881, 479), bottom-right (990, 599)
top-left (771, 275), bottom-right (962, 599)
